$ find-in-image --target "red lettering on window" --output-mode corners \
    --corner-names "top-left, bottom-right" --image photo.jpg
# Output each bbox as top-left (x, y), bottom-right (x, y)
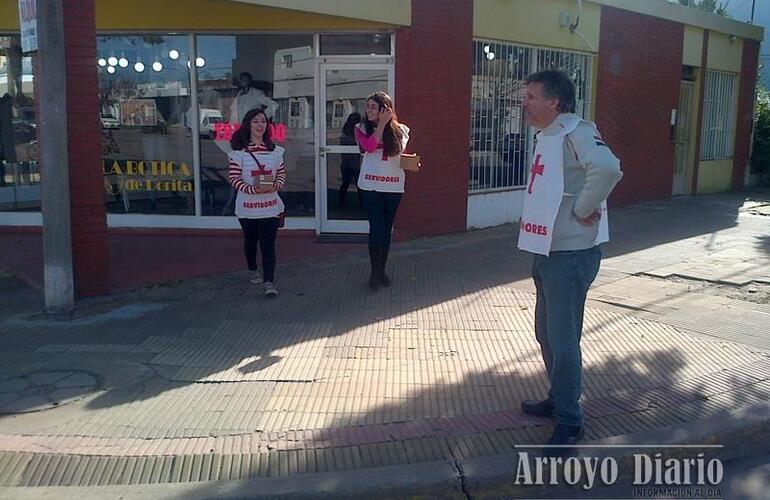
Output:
top-left (269, 123), bottom-right (287, 142)
top-left (214, 123), bottom-right (239, 142)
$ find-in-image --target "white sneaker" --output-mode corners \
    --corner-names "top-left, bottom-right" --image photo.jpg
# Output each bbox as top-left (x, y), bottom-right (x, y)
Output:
top-left (249, 271), bottom-right (263, 284)
top-left (264, 281), bottom-right (278, 297)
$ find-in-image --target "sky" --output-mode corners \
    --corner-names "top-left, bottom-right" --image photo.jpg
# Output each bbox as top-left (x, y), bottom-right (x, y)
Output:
top-left (726, 0), bottom-right (768, 85)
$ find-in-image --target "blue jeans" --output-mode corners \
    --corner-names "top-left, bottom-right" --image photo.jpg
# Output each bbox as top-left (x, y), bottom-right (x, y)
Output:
top-left (532, 246), bottom-right (601, 427)
top-left (361, 190), bottom-right (402, 252)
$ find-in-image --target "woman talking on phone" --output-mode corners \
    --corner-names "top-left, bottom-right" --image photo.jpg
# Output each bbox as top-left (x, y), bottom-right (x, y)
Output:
top-left (354, 91), bottom-right (410, 292)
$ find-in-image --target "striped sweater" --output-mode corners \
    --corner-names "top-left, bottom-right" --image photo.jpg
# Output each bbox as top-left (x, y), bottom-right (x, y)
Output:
top-left (228, 143), bottom-right (286, 195)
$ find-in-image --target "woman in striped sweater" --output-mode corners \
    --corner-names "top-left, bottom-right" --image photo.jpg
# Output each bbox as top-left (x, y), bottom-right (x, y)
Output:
top-left (228, 108), bottom-right (286, 297)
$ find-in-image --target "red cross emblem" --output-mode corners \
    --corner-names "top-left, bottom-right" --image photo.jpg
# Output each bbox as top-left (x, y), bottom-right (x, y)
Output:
top-left (528, 154), bottom-right (545, 194)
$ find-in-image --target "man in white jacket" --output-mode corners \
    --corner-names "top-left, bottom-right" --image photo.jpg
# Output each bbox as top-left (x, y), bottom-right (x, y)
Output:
top-left (230, 72), bottom-right (279, 124)
top-left (517, 70), bottom-right (623, 456)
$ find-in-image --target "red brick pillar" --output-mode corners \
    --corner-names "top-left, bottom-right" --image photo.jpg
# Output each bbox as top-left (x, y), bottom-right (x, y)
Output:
top-left (732, 38), bottom-right (761, 190)
top-left (596, 6), bottom-right (683, 205)
top-left (394, 0), bottom-right (473, 238)
top-left (63, 0), bottom-right (109, 296)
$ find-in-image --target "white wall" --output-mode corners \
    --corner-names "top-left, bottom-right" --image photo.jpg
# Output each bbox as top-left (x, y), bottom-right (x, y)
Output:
top-left (466, 190), bottom-right (524, 230)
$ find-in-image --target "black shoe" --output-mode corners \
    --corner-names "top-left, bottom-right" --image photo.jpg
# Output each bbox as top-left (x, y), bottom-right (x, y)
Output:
top-left (543, 424), bottom-right (584, 458)
top-left (379, 248), bottom-right (391, 287)
top-left (368, 249), bottom-right (381, 292)
top-left (369, 273), bottom-right (380, 292)
top-left (521, 399), bottom-right (555, 418)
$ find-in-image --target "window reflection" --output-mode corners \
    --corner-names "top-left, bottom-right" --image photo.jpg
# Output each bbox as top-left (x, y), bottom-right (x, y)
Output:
top-left (0, 35), bottom-right (39, 211)
top-left (195, 35), bottom-right (315, 217)
top-left (319, 33), bottom-right (391, 56)
top-left (322, 69), bottom-right (388, 222)
top-left (98, 35), bottom-right (193, 215)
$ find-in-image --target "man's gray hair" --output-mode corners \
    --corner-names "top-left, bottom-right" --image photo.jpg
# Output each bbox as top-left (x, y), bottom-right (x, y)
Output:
top-left (525, 70), bottom-right (576, 114)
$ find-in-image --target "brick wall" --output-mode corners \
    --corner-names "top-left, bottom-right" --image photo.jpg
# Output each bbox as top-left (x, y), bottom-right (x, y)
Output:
top-left (596, 6), bottom-right (683, 205)
top-left (393, 0), bottom-right (473, 238)
top-left (64, 0), bottom-right (109, 297)
top-left (732, 38), bottom-right (760, 190)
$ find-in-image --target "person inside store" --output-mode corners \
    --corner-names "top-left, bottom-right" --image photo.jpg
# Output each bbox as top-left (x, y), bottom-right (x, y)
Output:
top-left (338, 112), bottom-right (362, 209)
top-left (354, 92), bottom-right (410, 292)
top-left (230, 72), bottom-right (279, 124)
top-left (228, 108), bottom-right (286, 298)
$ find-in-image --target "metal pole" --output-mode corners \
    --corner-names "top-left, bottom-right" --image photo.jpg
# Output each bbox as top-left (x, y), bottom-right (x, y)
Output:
top-left (36, 0), bottom-right (74, 312)
top-left (189, 34), bottom-right (202, 217)
top-left (750, 0), bottom-right (756, 24)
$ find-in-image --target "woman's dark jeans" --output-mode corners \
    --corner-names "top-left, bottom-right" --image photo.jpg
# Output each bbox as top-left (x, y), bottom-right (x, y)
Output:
top-left (238, 217), bottom-right (280, 282)
top-left (361, 190), bottom-right (402, 252)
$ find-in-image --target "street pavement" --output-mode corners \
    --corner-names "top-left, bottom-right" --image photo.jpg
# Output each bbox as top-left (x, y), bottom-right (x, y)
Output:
top-left (0, 191), bottom-right (768, 498)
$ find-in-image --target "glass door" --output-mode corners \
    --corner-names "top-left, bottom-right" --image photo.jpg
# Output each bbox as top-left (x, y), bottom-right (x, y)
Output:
top-left (318, 63), bottom-right (392, 233)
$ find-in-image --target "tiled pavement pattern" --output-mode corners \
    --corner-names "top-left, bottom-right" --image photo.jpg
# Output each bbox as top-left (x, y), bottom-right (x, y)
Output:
top-left (588, 195), bottom-right (770, 351)
top-left (0, 192), bottom-right (768, 487)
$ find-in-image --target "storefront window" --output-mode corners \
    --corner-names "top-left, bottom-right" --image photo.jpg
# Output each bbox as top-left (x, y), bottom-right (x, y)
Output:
top-left (97, 35), bottom-right (194, 215)
top-left (319, 33), bottom-right (391, 56)
top-left (195, 35), bottom-right (315, 217)
top-left (469, 41), bottom-right (594, 193)
top-left (0, 35), bottom-right (38, 212)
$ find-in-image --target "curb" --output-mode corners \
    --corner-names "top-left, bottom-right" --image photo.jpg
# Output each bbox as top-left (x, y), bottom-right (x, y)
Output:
top-left (462, 399), bottom-right (770, 499)
top-left (1, 401), bottom-right (768, 499)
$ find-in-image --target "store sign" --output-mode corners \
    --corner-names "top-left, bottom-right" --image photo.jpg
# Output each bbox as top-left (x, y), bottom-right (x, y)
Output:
top-left (18, 0), bottom-right (38, 53)
top-left (213, 122), bottom-right (288, 142)
top-left (102, 159), bottom-right (194, 194)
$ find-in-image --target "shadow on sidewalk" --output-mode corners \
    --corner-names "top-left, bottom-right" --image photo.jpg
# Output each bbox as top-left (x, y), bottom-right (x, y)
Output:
top-left (756, 234), bottom-right (770, 258)
top-left (0, 192), bottom-right (766, 423)
top-left (1, 191), bottom-right (765, 296)
top-left (169, 342), bottom-right (769, 497)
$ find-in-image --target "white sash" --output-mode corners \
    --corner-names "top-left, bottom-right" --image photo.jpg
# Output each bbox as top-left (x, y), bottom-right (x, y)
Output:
top-left (595, 200), bottom-right (609, 245)
top-left (234, 148), bottom-right (285, 219)
top-left (517, 116), bottom-right (608, 255)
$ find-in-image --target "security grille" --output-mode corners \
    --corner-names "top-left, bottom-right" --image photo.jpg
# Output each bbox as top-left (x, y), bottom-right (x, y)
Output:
top-left (469, 40), bottom-right (595, 193)
top-left (700, 70), bottom-right (737, 161)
